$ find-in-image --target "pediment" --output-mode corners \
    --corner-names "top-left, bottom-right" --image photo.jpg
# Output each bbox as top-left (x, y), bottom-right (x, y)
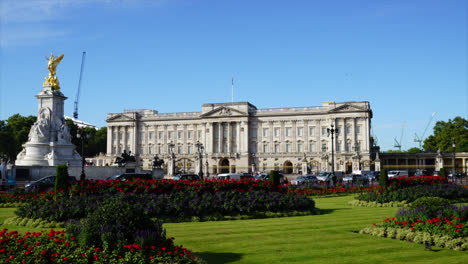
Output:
top-left (200, 106), bottom-right (247, 117)
top-left (328, 104), bottom-right (366, 113)
top-left (106, 114), bottom-right (136, 122)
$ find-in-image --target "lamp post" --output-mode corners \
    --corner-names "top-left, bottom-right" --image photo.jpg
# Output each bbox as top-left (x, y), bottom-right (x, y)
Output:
top-left (327, 125), bottom-right (336, 184)
top-left (76, 130), bottom-right (88, 181)
top-left (354, 143), bottom-right (361, 171)
top-left (195, 141), bottom-right (204, 178)
top-left (453, 138), bottom-right (456, 184)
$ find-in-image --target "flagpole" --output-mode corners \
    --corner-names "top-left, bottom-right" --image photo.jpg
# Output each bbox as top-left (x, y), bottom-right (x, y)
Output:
top-left (231, 74), bottom-right (234, 103)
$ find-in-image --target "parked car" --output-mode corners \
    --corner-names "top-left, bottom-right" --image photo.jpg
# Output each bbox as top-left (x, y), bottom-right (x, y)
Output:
top-left (173, 174), bottom-right (201, 181)
top-left (291, 175), bottom-right (308, 185)
top-left (343, 174), bottom-right (367, 183)
top-left (216, 173), bottom-right (241, 180)
top-left (106, 173), bottom-right (152, 181)
top-left (388, 170), bottom-right (409, 178)
top-left (304, 175), bottom-right (318, 184)
top-left (240, 173), bottom-right (254, 180)
top-left (367, 171), bottom-right (380, 181)
top-left (24, 175), bottom-right (77, 192)
top-left (255, 173), bottom-right (269, 181)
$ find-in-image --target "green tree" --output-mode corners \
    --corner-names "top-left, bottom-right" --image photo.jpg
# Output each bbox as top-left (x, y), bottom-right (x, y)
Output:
top-left (407, 147), bottom-right (421, 153)
top-left (64, 118), bottom-right (107, 157)
top-left (0, 114), bottom-right (36, 160)
top-left (423, 116), bottom-right (468, 152)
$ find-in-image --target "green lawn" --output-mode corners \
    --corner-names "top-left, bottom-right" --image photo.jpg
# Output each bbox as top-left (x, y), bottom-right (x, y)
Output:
top-left (1, 195), bottom-right (467, 263)
top-left (164, 195), bottom-right (468, 264)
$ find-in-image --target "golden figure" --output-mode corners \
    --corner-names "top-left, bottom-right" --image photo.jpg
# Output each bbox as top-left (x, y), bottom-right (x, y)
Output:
top-left (43, 53), bottom-right (64, 91)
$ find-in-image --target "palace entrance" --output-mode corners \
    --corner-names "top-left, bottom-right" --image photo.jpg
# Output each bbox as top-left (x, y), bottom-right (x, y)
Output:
top-left (283, 160), bottom-right (293, 174)
top-left (219, 158), bottom-right (230, 173)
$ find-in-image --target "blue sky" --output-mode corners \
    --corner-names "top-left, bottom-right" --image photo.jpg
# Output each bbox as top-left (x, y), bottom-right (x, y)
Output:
top-left (1, 0), bottom-right (467, 151)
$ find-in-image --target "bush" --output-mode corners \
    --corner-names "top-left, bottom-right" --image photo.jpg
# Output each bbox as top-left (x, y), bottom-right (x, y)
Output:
top-left (439, 167), bottom-right (446, 177)
top-left (68, 195), bottom-right (166, 251)
top-left (379, 169), bottom-right (388, 187)
top-left (55, 164), bottom-right (69, 192)
top-left (410, 196), bottom-right (450, 213)
top-left (269, 170), bottom-right (280, 188)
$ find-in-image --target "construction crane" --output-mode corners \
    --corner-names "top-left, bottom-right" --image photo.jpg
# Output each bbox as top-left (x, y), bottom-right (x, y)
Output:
top-left (394, 121), bottom-right (405, 151)
top-left (414, 112), bottom-right (436, 149)
top-left (73, 51), bottom-right (86, 119)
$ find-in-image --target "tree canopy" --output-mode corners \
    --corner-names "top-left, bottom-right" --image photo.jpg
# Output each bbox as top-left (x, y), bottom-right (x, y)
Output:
top-left (0, 114), bottom-right (36, 160)
top-left (423, 116), bottom-right (468, 153)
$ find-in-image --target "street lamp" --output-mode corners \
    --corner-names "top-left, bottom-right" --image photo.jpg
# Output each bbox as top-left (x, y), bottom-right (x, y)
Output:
top-left (453, 138), bottom-right (456, 184)
top-left (327, 125), bottom-right (336, 184)
top-left (353, 142), bottom-right (362, 171)
top-left (76, 130), bottom-right (89, 181)
top-left (195, 141), bottom-right (204, 178)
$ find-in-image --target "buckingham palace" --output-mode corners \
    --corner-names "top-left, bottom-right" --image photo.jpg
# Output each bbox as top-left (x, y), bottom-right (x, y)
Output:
top-left (105, 101), bottom-right (374, 176)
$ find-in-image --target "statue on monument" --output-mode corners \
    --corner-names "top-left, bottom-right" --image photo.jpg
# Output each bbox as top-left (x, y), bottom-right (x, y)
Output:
top-left (43, 53), bottom-right (64, 91)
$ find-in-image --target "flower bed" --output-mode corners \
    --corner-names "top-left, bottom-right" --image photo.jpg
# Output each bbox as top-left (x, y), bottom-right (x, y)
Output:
top-left (16, 191), bottom-right (316, 223)
top-left (356, 183), bottom-right (468, 203)
top-left (0, 228), bottom-right (197, 263)
top-left (388, 176), bottom-right (447, 190)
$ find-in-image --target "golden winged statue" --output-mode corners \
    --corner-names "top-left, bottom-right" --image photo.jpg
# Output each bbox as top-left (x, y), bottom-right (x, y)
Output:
top-left (43, 52), bottom-right (64, 91)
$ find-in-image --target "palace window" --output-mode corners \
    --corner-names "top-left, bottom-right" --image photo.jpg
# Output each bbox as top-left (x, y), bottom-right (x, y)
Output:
top-left (188, 145), bottom-right (192, 154)
top-left (158, 131), bottom-right (163, 140)
top-left (188, 131), bottom-right (192, 139)
top-left (286, 143), bottom-right (291, 152)
top-left (178, 131), bottom-right (182, 139)
top-left (274, 144), bottom-right (279, 153)
top-left (149, 145), bottom-right (153, 154)
top-left (336, 142), bottom-right (341, 153)
top-left (149, 132), bottom-right (153, 140)
top-left (263, 128), bottom-right (268, 137)
top-left (309, 127), bottom-right (315, 136)
top-left (297, 127), bottom-right (303, 137)
top-left (168, 131), bottom-right (173, 140)
top-left (263, 143), bottom-right (268, 153)
top-left (274, 128), bottom-right (280, 137)
top-left (177, 146), bottom-right (182, 154)
top-left (345, 142), bottom-right (351, 152)
top-left (286, 127), bottom-right (291, 137)
top-left (356, 126), bottom-right (361, 134)
top-left (309, 143), bottom-right (315, 152)
top-left (346, 126), bottom-right (351, 134)
top-left (297, 143), bottom-right (303, 152)
top-left (322, 143), bottom-right (327, 152)
top-left (322, 127), bottom-right (327, 136)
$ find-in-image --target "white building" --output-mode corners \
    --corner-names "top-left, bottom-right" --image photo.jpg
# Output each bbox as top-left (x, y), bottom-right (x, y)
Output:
top-left (105, 101), bottom-right (374, 175)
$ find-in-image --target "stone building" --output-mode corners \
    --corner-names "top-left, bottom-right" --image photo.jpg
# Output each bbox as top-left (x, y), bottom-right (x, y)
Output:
top-left (105, 101), bottom-right (374, 176)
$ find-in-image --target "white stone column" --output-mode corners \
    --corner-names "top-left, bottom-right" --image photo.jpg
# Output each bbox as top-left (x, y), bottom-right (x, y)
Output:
top-left (304, 120), bottom-right (309, 151)
top-left (227, 122), bottom-right (232, 153)
top-left (292, 120), bottom-right (297, 152)
top-left (132, 124), bottom-right (137, 154)
top-left (241, 121), bottom-right (248, 154)
top-left (280, 121), bottom-right (285, 152)
top-left (218, 122), bottom-right (223, 153)
top-left (123, 126), bottom-right (128, 153)
top-left (236, 121), bottom-right (241, 153)
top-left (107, 126), bottom-right (113, 155)
top-left (269, 121), bottom-right (274, 152)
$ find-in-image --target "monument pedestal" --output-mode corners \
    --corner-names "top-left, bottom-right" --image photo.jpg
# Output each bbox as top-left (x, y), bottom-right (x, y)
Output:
top-left (16, 85), bottom-right (82, 166)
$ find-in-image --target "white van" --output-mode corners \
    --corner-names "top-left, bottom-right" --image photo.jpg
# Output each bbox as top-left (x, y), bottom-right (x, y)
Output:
top-left (388, 170), bottom-right (409, 178)
top-left (216, 173), bottom-right (241, 180)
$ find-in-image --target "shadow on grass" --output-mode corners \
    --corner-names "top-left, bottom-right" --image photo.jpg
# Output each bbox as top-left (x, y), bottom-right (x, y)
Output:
top-left (195, 252), bottom-right (243, 264)
top-left (316, 207), bottom-right (351, 215)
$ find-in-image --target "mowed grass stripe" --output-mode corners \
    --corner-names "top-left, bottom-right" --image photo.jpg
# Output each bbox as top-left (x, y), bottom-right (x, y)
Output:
top-left (164, 195), bottom-right (468, 264)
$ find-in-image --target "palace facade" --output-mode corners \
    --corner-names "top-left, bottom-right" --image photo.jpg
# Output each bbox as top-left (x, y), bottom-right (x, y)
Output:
top-left (105, 101), bottom-right (374, 176)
